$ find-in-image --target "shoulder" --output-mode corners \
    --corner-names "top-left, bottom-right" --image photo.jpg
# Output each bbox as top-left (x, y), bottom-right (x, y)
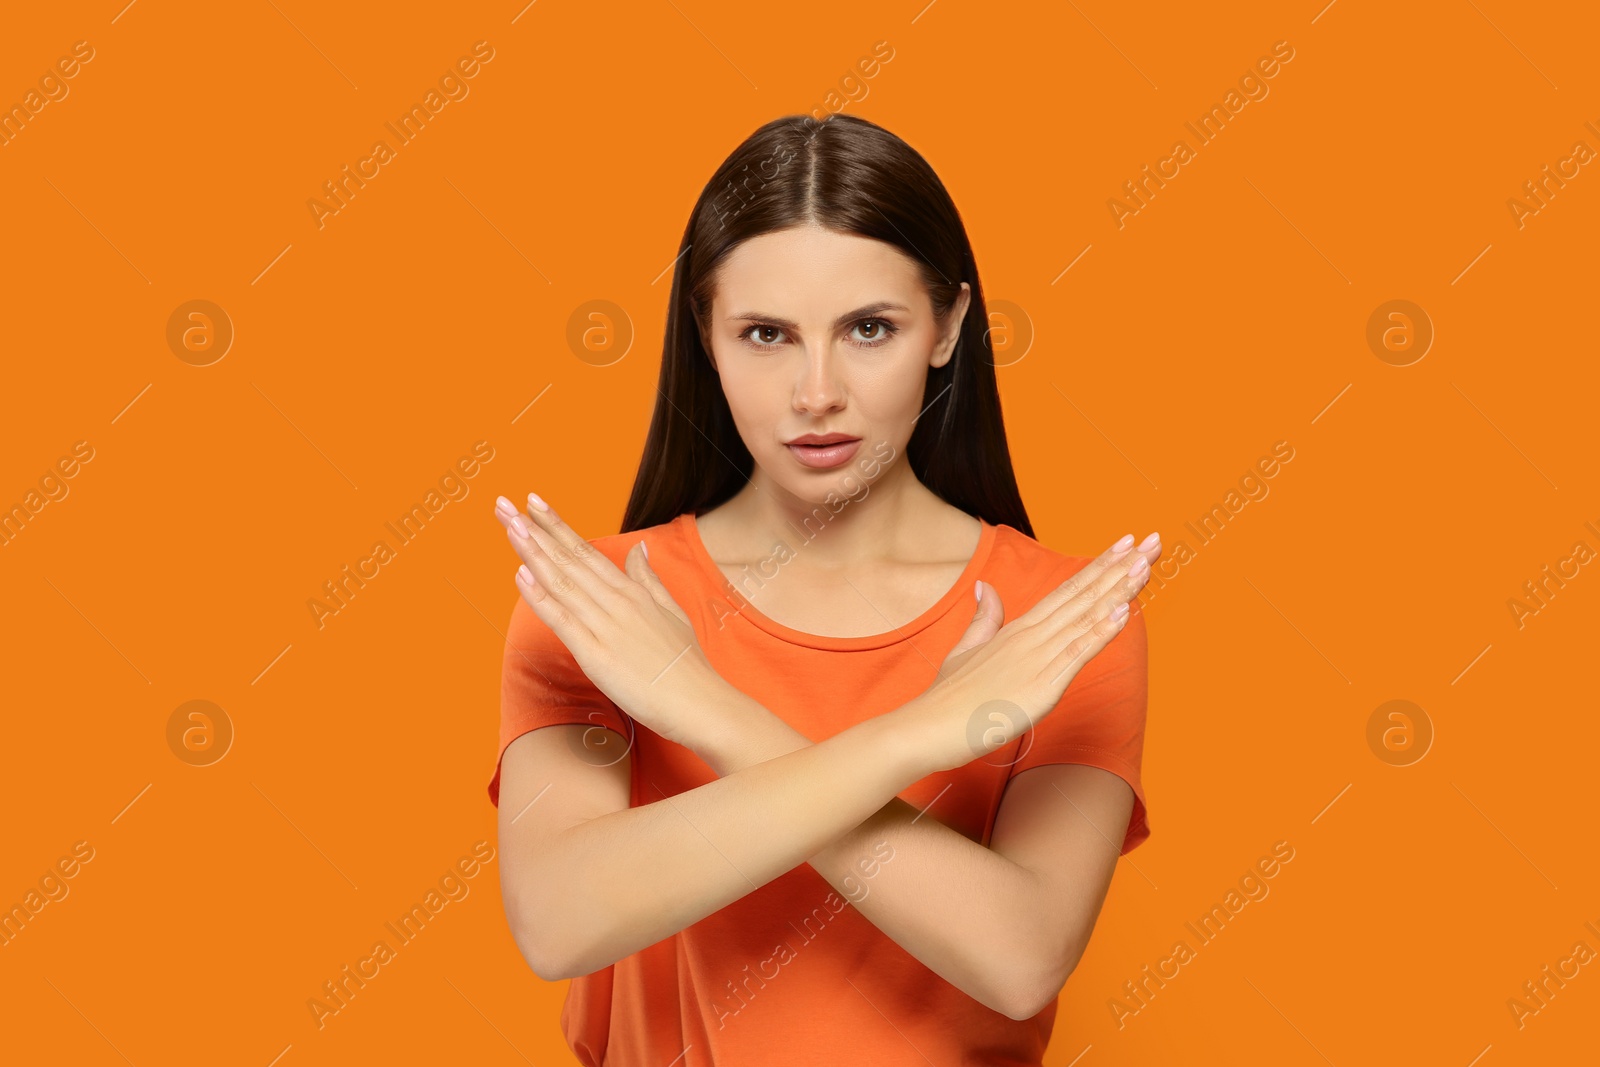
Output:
top-left (983, 523), bottom-right (1097, 608)
top-left (985, 523), bottom-right (1149, 678)
top-left (506, 516), bottom-right (689, 647)
top-left (582, 515), bottom-right (696, 575)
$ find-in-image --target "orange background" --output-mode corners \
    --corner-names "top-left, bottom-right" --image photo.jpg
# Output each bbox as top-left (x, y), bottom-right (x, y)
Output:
top-left (3, 1), bottom-right (1596, 1063)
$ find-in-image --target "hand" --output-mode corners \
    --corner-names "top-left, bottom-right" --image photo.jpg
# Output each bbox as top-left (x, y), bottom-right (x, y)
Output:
top-left (909, 531), bottom-right (1161, 773)
top-left (494, 493), bottom-right (715, 750)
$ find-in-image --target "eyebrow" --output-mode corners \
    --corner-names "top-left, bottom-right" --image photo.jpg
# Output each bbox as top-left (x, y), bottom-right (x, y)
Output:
top-left (725, 302), bottom-right (911, 331)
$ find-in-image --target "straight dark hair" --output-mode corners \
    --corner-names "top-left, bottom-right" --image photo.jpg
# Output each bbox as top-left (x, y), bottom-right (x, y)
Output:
top-left (619, 113), bottom-right (1033, 540)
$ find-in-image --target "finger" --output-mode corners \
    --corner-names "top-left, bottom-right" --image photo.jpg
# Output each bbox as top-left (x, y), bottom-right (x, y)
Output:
top-left (1050, 556), bottom-right (1151, 654)
top-left (1044, 604), bottom-right (1131, 689)
top-left (1131, 534), bottom-right (1163, 573)
top-left (1015, 532), bottom-right (1145, 629)
top-left (518, 493), bottom-right (633, 593)
top-left (1092, 542), bottom-right (1160, 619)
top-left (1028, 532), bottom-right (1157, 648)
top-left (624, 539), bottom-right (692, 627)
top-left (1058, 549), bottom-right (1152, 633)
top-left (514, 558), bottom-right (598, 649)
top-left (944, 580), bottom-right (1004, 664)
top-left (1060, 533), bottom-right (1159, 614)
top-left (494, 497), bottom-right (549, 556)
top-left (501, 503), bottom-right (621, 634)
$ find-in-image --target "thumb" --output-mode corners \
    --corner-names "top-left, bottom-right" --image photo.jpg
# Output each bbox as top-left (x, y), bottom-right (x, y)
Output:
top-left (627, 539), bottom-right (690, 626)
top-left (945, 580), bottom-right (1004, 662)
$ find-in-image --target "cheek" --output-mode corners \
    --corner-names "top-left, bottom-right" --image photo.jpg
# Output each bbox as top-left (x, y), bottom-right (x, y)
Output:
top-left (717, 363), bottom-right (781, 432)
top-left (853, 355), bottom-right (928, 412)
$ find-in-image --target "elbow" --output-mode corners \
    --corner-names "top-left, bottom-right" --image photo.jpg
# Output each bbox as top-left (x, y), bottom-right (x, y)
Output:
top-left (508, 898), bottom-right (614, 982)
top-left (509, 913), bottom-right (573, 982)
top-left (1002, 937), bottom-right (1085, 1021)
top-left (505, 879), bottom-right (581, 982)
top-left (1005, 966), bottom-right (1070, 1022)
top-left (528, 938), bottom-right (618, 983)
top-left (526, 943), bottom-right (574, 983)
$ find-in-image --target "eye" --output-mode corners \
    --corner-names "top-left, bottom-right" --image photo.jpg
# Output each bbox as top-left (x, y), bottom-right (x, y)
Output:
top-left (739, 324), bottom-right (788, 348)
top-left (849, 319), bottom-right (898, 348)
top-left (735, 319), bottom-right (899, 351)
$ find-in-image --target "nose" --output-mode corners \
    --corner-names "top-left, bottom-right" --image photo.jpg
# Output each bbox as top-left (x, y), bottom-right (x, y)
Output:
top-left (793, 343), bottom-right (846, 416)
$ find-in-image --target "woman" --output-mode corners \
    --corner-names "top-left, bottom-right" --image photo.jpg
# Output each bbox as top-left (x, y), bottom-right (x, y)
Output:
top-left (488, 113), bottom-right (1160, 1066)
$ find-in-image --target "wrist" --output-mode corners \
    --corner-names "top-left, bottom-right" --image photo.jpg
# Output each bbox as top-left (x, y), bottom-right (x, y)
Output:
top-left (885, 691), bottom-right (970, 777)
top-left (838, 701), bottom-right (944, 789)
top-left (685, 675), bottom-right (809, 776)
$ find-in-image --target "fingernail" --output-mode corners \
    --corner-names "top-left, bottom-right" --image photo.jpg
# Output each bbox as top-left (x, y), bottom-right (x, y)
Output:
top-left (1111, 533), bottom-right (1134, 554)
top-left (641, 541), bottom-right (649, 561)
top-left (1138, 531), bottom-right (1160, 552)
top-left (496, 495), bottom-right (516, 515)
top-left (517, 564), bottom-right (531, 584)
top-left (528, 492), bottom-right (549, 512)
top-left (1110, 601), bottom-right (1130, 621)
top-left (1129, 555), bottom-right (1150, 579)
top-left (511, 516), bottom-right (529, 538)
top-left (974, 579), bottom-right (983, 604)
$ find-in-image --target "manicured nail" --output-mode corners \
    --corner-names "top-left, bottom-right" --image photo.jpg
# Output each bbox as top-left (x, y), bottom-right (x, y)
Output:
top-left (1111, 533), bottom-right (1134, 554)
top-left (974, 579), bottom-right (983, 604)
top-left (1138, 531), bottom-right (1160, 552)
top-left (517, 564), bottom-right (531, 584)
top-left (510, 516), bottom-right (529, 539)
top-left (496, 495), bottom-right (516, 515)
top-left (528, 492), bottom-right (549, 512)
top-left (641, 541), bottom-right (649, 561)
top-left (1128, 555), bottom-right (1150, 579)
top-left (1110, 601), bottom-right (1130, 621)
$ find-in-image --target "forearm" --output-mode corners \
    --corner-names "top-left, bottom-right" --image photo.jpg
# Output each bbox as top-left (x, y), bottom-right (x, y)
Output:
top-left (695, 688), bottom-right (1061, 1019)
top-left (517, 704), bottom-right (932, 981)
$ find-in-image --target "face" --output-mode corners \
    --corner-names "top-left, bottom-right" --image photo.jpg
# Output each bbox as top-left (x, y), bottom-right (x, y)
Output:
top-left (702, 223), bottom-right (970, 503)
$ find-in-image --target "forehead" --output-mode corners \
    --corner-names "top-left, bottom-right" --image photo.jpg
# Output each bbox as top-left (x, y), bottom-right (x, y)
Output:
top-left (711, 225), bottom-right (924, 314)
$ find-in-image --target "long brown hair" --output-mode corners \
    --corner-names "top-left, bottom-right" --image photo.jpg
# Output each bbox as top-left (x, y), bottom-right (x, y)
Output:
top-left (619, 113), bottom-right (1034, 539)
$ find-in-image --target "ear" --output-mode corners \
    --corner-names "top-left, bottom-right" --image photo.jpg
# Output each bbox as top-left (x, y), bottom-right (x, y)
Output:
top-left (699, 325), bottom-right (718, 373)
top-left (691, 298), bottom-right (718, 373)
top-left (930, 282), bottom-right (972, 370)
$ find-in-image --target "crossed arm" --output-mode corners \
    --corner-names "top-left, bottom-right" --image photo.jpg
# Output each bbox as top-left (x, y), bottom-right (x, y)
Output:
top-left (499, 676), bottom-right (1134, 1021)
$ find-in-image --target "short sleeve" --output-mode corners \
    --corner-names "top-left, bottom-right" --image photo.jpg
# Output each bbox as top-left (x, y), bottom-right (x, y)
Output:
top-left (487, 594), bottom-right (632, 807)
top-left (1006, 589), bottom-right (1150, 854)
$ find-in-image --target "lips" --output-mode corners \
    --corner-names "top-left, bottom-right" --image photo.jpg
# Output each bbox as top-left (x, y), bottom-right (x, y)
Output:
top-left (787, 433), bottom-right (860, 446)
top-left (786, 437), bottom-right (862, 470)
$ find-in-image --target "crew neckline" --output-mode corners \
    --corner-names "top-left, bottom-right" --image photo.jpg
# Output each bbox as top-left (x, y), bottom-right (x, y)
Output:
top-left (677, 510), bottom-right (997, 651)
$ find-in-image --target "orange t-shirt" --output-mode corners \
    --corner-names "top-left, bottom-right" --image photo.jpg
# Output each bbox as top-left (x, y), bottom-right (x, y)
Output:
top-left (488, 511), bottom-right (1151, 1067)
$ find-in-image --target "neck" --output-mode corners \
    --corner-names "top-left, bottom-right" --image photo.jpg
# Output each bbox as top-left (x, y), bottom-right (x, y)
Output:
top-left (716, 456), bottom-right (950, 568)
